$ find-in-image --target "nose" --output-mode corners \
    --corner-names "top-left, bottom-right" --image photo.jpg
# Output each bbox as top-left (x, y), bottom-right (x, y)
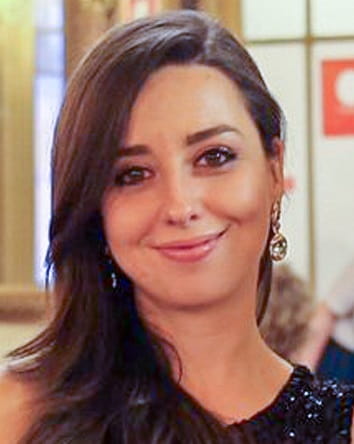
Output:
top-left (161, 175), bottom-right (201, 228)
top-left (166, 204), bottom-right (199, 227)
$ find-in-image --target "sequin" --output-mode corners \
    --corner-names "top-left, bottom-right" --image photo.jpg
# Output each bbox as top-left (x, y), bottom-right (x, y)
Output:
top-left (227, 365), bottom-right (354, 443)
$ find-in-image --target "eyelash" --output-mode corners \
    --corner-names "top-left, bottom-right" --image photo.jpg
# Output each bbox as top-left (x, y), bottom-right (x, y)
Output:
top-left (114, 166), bottom-right (153, 187)
top-left (114, 146), bottom-right (237, 187)
top-left (196, 146), bottom-right (237, 168)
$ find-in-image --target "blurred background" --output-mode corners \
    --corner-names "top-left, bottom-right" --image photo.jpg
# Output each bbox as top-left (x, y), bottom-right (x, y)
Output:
top-left (0, 0), bottom-right (353, 358)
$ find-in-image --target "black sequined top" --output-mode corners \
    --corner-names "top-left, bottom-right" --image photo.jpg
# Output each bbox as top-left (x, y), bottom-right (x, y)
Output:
top-left (227, 366), bottom-right (354, 443)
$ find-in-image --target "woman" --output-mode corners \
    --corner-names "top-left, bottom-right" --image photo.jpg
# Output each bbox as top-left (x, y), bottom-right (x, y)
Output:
top-left (0, 10), bottom-right (353, 443)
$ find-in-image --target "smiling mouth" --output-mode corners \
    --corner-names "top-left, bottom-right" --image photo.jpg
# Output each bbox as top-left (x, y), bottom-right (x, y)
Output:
top-left (154, 228), bottom-right (228, 263)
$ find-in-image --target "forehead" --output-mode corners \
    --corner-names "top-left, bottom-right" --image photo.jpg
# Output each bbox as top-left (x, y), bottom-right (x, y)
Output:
top-left (132, 64), bottom-right (243, 113)
top-left (125, 64), bottom-right (255, 142)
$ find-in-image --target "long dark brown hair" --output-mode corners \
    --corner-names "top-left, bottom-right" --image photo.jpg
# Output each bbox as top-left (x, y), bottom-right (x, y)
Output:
top-left (9, 10), bottom-right (284, 443)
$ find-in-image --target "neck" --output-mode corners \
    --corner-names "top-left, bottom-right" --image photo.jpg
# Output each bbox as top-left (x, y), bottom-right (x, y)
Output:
top-left (138, 279), bottom-right (258, 368)
top-left (136, 284), bottom-right (292, 422)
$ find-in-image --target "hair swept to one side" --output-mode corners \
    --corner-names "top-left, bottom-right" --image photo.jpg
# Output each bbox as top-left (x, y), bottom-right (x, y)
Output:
top-left (8, 9), bottom-right (284, 443)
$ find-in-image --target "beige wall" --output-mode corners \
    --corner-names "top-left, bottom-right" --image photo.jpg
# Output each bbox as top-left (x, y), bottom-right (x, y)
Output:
top-left (65, 0), bottom-right (242, 78)
top-left (0, 0), bottom-right (35, 285)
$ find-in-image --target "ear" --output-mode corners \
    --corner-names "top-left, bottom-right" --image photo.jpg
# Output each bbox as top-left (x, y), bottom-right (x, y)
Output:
top-left (268, 137), bottom-right (285, 201)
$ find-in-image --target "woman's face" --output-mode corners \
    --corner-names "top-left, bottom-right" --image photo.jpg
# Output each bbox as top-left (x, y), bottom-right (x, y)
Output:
top-left (102, 65), bottom-right (283, 312)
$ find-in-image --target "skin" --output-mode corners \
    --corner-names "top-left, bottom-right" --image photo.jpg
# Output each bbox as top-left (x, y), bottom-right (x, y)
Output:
top-left (102, 64), bottom-right (294, 421)
top-left (103, 64), bottom-right (282, 313)
top-left (0, 371), bottom-right (39, 443)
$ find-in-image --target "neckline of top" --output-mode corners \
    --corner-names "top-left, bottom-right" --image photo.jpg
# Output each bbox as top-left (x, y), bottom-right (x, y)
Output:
top-left (226, 365), bottom-right (312, 428)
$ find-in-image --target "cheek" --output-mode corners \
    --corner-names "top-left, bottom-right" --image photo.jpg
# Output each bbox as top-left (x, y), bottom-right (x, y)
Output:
top-left (209, 166), bottom-right (273, 224)
top-left (210, 169), bottom-right (273, 266)
top-left (102, 199), bottom-right (154, 284)
top-left (102, 195), bottom-right (156, 258)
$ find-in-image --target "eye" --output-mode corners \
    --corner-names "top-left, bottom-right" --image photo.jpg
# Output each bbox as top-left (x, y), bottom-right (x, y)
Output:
top-left (114, 166), bottom-right (153, 187)
top-left (196, 146), bottom-right (237, 168)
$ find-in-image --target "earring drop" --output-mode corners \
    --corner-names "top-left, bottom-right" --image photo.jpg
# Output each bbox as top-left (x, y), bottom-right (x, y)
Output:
top-left (269, 201), bottom-right (288, 261)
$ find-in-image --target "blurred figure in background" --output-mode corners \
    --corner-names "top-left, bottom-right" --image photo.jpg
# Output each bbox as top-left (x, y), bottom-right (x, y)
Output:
top-left (260, 264), bottom-right (314, 361)
top-left (295, 259), bottom-right (354, 384)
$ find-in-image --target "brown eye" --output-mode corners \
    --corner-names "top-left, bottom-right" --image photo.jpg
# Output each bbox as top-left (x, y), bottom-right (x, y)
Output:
top-left (115, 167), bottom-right (152, 186)
top-left (196, 146), bottom-right (237, 168)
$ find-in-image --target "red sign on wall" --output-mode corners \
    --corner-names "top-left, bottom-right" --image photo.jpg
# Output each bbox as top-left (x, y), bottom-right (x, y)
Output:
top-left (322, 59), bottom-right (354, 136)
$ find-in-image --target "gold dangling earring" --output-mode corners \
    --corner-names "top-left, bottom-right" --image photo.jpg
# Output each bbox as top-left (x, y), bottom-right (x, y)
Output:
top-left (269, 201), bottom-right (288, 261)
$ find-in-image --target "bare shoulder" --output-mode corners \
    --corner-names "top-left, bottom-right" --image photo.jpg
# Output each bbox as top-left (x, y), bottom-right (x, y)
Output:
top-left (0, 368), bottom-right (38, 443)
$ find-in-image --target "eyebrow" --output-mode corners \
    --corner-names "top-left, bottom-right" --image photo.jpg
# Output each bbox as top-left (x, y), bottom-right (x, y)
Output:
top-left (185, 124), bottom-right (242, 145)
top-left (117, 124), bottom-right (242, 158)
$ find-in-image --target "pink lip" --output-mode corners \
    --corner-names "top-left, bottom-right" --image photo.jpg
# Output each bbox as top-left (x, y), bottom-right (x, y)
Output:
top-left (154, 229), bottom-right (227, 263)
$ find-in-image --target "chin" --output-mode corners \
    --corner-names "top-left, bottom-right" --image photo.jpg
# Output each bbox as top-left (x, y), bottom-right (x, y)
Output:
top-left (136, 280), bottom-right (237, 313)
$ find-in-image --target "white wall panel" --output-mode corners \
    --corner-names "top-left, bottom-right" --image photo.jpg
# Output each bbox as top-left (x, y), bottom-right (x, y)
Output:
top-left (248, 44), bottom-right (309, 281)
top-left (312, 41), bottom-right (354, 298)
top-left (242, 0), bottom-right (306, 40)
top-left (311, 0), bottom-right (354, 36)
